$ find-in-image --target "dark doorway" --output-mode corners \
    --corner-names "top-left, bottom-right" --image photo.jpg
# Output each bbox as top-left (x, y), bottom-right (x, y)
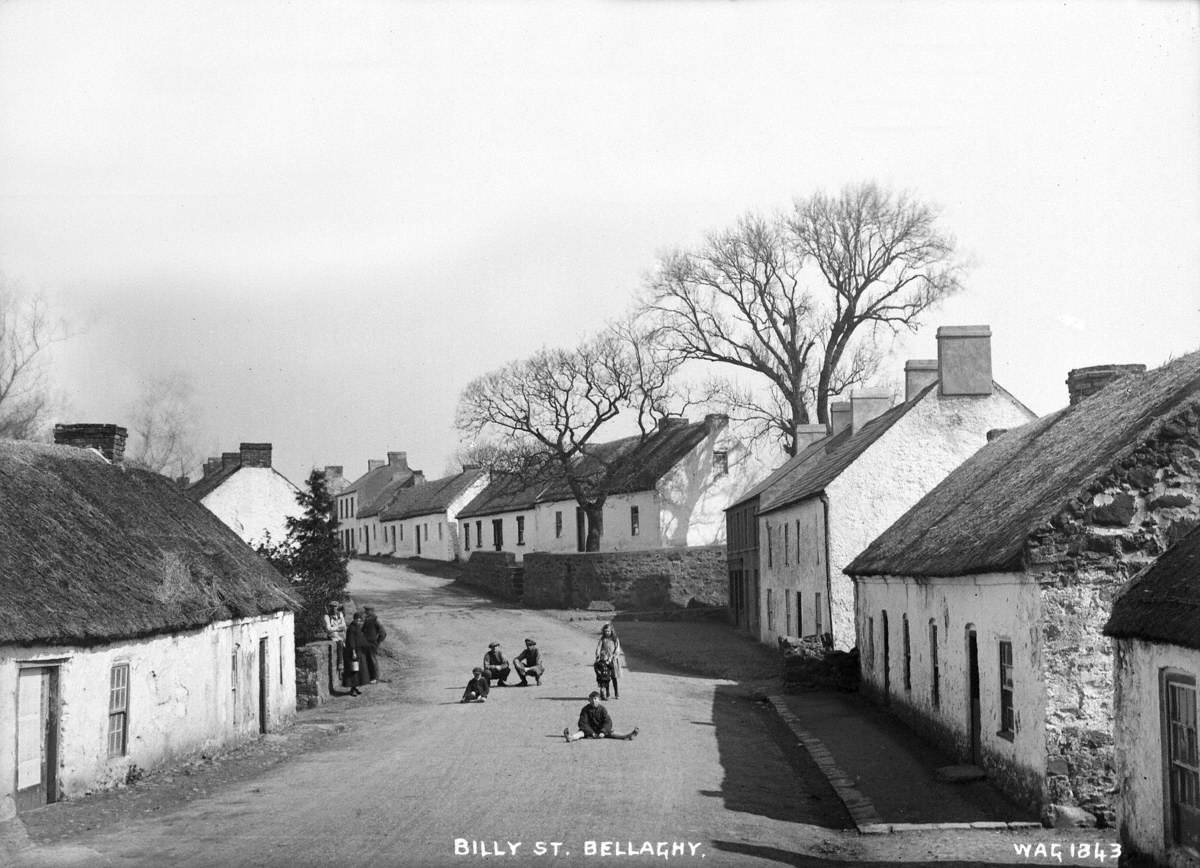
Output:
top-left (575, 508), bottom-right (586, 552)
top-left (967, 627), bottom-right (982, 765)
top-left (881, 610), bottom-right (890, 702)
top-left (416, 523), bottom-right (422, 556)
top-left (258, 637), bottom-right (269, 734)
top-left (16, 665), bottom-right (60, 812)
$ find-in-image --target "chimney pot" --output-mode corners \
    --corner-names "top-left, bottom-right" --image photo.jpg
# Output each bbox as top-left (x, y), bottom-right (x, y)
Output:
top-left (829, 402), bottom-right (853, 438)
top-left (53, 423), bottom-right (128, 464)
top-left (1066, 364), bottom-right (1147, 405)
top-left (851, 392), bottom-right (892, 434)
top-left (239, 442), bottom-right (272, 468)
top-left (904, 359), bottom-right (939, 401)
top-left (794, 423), bottom-right (828, 452)
top-left (937, 325), bottom-right (993, 397)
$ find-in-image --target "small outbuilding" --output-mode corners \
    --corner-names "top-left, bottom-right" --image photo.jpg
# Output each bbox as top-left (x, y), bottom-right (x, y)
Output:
top-left (1, 426), bottom-right (297, 820)
top-left (1105, 524), bottom-right (1200, 864)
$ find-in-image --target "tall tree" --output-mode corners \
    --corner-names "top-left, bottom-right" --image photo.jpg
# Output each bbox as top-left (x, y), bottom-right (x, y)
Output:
top-left (0, 286), bottom-right (65, 439)
top-left (257, 469), bottom-right (349, 644)
top-left (455, 324), bottom-right (679, 551)
top-left (125, 371), bottom-right (203, 479)
top-left (644, 182), bottom-right (963, 455)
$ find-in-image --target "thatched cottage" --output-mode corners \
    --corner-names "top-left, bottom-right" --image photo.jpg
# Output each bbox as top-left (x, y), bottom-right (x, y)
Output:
top-left (186, 442), bottom-right (303, 548)
top-left (1, 426), bottom-right (297, 819)
top-left (378, 467), bottom-right (487, 561)
top-left (730, 326), bottom-right (1036, 650)
top-left (847, 353), bottom-right (1200, 824)
top-left (1105, 524), bottom-right (1200, 863)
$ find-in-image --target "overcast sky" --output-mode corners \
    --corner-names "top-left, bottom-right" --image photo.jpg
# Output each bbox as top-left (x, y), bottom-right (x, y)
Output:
top-left (1, 0), bottom-right (1197, 487)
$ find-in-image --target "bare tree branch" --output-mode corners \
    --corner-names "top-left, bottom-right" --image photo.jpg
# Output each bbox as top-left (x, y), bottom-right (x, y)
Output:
top-left (0, 285), bottom-right (66, 440)
top-left (125, 371), bottom-right (203, 478)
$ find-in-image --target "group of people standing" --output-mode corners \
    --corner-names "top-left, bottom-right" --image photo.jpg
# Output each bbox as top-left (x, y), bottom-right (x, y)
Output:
top-left (323, 602), bottom-right (388, 696)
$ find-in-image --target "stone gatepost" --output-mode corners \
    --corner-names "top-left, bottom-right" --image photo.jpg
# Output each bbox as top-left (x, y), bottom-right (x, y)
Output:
top-left (295, 640), bottom-right (338, 709)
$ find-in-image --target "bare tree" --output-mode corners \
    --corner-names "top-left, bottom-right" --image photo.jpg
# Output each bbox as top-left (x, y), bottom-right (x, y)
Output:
top-left (0, 286), bottom-right (65, 440)
top-left (455, 324), bottom-right (679, 551)
top-left (126, 371), bottom-right (203, 479)
top-left (644, 182), bottom-right (963, 455)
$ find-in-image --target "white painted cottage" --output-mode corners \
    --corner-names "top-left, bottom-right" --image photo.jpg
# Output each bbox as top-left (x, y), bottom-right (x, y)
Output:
top-left (333, 452), bottom-right (423, 555)
top-left (378, 467), bottom-right (487, 561)
top-left (186, 442), bottom-right (303, 549)
top-left (737, 326), bottom-right (1036, 651)
top-left (847, 353), bottom-right (1200, 824)
top-left (1, 426), bottom-right (297, 820)
top-left (1105, 524), bottom-right (1200, 864)
top-left (456, 414), bottom-right (771, 561)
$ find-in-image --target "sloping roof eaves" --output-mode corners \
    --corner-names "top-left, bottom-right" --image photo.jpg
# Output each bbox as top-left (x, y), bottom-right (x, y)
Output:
top-left (184, 463), bottom-right (240, 501)
top-left (357, 471), bottom-right (417, 518)
top-left (1104, 525), bottom-right (1200, 650)
top-left (0, 441), bottom-right (297, 646)
top-left (848, 351), bottom-right (1200, 578)
top-left (379, 469), bottom-right (484, 521)
top-left (726, 436), bottom-right (831, 512)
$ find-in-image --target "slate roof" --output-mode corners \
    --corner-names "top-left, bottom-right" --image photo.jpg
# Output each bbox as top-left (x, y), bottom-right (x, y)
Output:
top-left (847, 351), bottom-right (1200, 578)
top-left (184, 461), bottom-right (240, 502)
top-left (379, 468), bottom-right (485, 521)
top-left (0, 440), bottom-right (296, 646)
top-left (726, 434), bottom-right (833, 511)
top-left (1104, 525), bottom-right (1200, 650)
top-left (456, 417), bottom-right (715, 520)
top-left (357, 472), bottom-right (420, 518)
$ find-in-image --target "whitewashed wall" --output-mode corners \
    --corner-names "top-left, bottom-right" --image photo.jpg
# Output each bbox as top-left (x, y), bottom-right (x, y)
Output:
top-left (1113, 637), bottom-right (1200, 866)
top-left (758, 498), bottom-right (826, 644)
top-left (0, 611), bottom-right (294, 820)
top-left (855, 573), bottom-right (1044, 795)
top-left (201, 468), bottom-right (302, 549)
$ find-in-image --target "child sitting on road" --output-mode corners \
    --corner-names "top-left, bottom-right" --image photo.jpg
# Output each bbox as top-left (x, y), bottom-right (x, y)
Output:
top-left (564, 692), bottom-right (638, 742)
top-left (460, 667), bottom-right (490, 703)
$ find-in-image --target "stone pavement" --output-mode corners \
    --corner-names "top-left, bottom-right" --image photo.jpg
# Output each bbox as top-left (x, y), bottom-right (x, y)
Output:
top-left (768, 691), bottom-right (1042, 833)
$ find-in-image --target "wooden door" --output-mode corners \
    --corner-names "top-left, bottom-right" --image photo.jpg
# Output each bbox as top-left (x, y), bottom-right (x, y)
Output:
top-left (967, 629), bottom-right (982, 765)
top-left (16, 666), bottom-right (59, 812)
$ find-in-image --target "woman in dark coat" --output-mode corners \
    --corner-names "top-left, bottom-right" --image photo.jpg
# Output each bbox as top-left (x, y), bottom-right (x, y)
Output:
top-left (343, 612), bottom-right (366, 696)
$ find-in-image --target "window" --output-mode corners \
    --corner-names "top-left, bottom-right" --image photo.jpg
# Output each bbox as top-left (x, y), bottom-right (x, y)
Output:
top-left (555, 511), bottom-right (563, 538)
top-left (516, 516), bottom-right (526, 546)
top-left (713, 451), bottom-right (728, 477)
top-left (796, 591), bottom-right (803, 637)
top-left (867, 616), bottom-right (875, 668)
top-left (424, 523), bottom-right (429, 541)
top-left (492, 519), bottom-right (503, 550)
top-left (902, 615), bottom-right (911, 691)
top-left (999, 640), bottom-right (1014, 738)
top-left (929, 621), bottom-right (940, 708)
top-left (814, 592), bottom-right (823, 636)
top-left (400, 524), bottom-right (404, 541)
top-left (785, 592), bottom-right (791, 636)
top-left (630, 506), bottom-right (639, 536)
top-left (438, 522), bottom-right (443, 540)
top-left (767, 523), bottom-right (773, 568)
top-left (463, 523), bottom-right (470, 551)
top-left (796, 519), bottom-right (800, 562)
top-left (784, 523), bottom-right (789, 565)
top-left (1164, 671), bottom-right (1200, 853)
top-left (766, 589), bottom-right (774, 632)
top-left (279, 636), bottom-right (285, 685)
top-left (390, 526), bottom-right (396, 547)
top-left (476, 521), bottom-right (482, 550)
top-left (107, 663), bottom-right (130, 757)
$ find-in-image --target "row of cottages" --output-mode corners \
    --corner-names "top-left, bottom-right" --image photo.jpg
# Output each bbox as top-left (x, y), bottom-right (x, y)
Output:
top-left (183, 442), bottom-right (303, 548)
top-left (846, 352), bottom-right (1200, 826)
top-left (332, 451), bottom-right (423, 555)
top-left (377, 467), bottom-right (488, 560)
top-left (1105, 524), bottom-right (1200, 864)
top-left (455, 413), bottom-right (768, 560)
top-left (726, 325), bottom-right (1037, 650)
top-left (1, 425), bottom-right (297, 820)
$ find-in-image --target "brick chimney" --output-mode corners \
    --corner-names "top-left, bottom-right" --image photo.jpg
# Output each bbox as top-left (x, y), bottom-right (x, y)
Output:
top-left (829, 402), bottom-right (852, 437)
top-left (937, 325), bottom-right (993, 396)
top-left (239, 442), bottom-right (272, 468)
top-left (410, 470), bottom-right (426, 486)
top-left (794, 423), bottom-right (827, 452)
top-left (53, 423), bottom-right (127, 463)
top-left (367, 459), bottom-right (385, 472)
top-left (904, 359), bottom-right (939, 401)
top-left (387, 451), bottom-right (409, 470)
top-left (851, 392), bottom-right (892, 433)
top-left (704, 413), bottom-right (729, 431)
top-left (323, 465), bottom-right (343, 482)
top-left (203, 457), bottom-right (222, 478)
top-left (1066, 364), bottom-right (1146, 406)
top-left (221, 452), bottom-right (241, 471)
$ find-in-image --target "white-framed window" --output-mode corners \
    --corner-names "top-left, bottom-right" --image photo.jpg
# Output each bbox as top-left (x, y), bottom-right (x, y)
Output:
top-left (712, 450), bottom-right (727, 477)
top-left (516, 516), bottom-right (526, 546)
top-left (1164, 670), bottom-right (1200, 855)
top-left (555, 511), bottom-right (563, 538)
top-left (630, 506), bottom-right (639, 536)
top-left (999, 640), bottom-right (1014, 738)
top-left (108, 663), bottom-right (130, 757)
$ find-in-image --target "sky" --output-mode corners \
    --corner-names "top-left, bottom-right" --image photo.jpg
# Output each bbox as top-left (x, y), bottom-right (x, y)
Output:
top-left (1, 0), bottom-right (1198, 488)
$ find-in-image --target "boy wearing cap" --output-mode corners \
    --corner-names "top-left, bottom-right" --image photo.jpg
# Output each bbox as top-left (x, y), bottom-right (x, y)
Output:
top-left (514, 638), bottom-right (544, 686)
top-left (564, 692), bottom-right (638, 741)
top-left (461, 667), bottom-right (490, 703)
top-left (482, 642), bottom-right (511, 686)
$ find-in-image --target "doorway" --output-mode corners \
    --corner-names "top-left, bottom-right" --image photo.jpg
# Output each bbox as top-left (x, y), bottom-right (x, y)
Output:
top-left (258, 637), bottom-right (269, 734)
top-left (16, 665), bottom-right (60, 812)
top-left (576, 508), bottom-right (587, 552)
top-left (967, 627), bottom-right (982, 765)
top-left (881, 611), bottom-right (890, 701)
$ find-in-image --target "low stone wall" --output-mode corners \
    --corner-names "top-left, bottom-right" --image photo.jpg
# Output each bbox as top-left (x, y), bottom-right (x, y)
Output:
top-left (522, 546), bottom-right (727, 610)
top-left (295, 641), bottom-right (337, 710)
top-left (461, 551), bottom-right (524, 600)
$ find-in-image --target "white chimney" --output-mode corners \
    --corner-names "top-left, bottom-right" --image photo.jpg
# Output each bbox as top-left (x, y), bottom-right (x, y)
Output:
top-left (904, 359), bottom-right (939, 401)
top-left (851, 392), bottom-right (892, 433)
top-left (829, 402), bottom-right (852, 437)
top-left (794, 423), bottom-right (827, 452)
top-left (937, 325), bottom-right (993, 396)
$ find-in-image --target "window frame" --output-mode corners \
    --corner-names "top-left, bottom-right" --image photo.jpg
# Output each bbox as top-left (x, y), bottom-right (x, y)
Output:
top-left (516, 515), bottom-right (526, 546)
top-left (998, 639), bottom-right (1015, 740)
top-left (630, 505), bottom-right (639, 536)
top-left (1163, 669), bottom-right (1200, 856)
top-left (107, 662), bottom-right (130, 758)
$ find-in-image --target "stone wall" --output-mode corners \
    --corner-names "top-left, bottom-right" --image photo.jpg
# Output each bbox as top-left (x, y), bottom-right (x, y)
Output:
top-left (522, 546), bottom-right (727, 610)
top-left (295, 641), bottom-right (336, 709)
top-left (1028, 400), bottom-right (1200, 823)
top-left (461, 551), bottom-right (524, 600)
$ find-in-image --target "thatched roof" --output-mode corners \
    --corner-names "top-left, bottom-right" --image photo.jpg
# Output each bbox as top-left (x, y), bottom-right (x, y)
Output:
top-left (848, 351), bottom-right (1200, 578)
top-left (0, 440), bottom-right (297, 646)
top-left (1105, 525), bottom-right (1200, 649)
top-left (378, 468), bottom-right (485, 521)
top-left (456, 417), bottom-right (714, 520)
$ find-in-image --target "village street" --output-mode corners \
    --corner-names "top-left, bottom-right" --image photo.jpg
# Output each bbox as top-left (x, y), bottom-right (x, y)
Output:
top-left (11, 560), bottom-right (1107, 867)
